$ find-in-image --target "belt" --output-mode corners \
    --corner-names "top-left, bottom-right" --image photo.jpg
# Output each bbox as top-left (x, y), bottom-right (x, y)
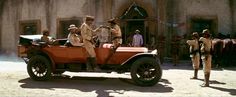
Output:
top-left (113, 36), bottom-right (122, 40)
top-left (190, 50), bottom-right (199, 55)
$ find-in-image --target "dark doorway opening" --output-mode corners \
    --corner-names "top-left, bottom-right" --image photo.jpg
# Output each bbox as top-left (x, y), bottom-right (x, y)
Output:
top-left (120, 4), bottom-right (148, 46)
top-left (57, 18), bottom-right (81, 38)
top-left (190, 18), bottom-right (217, 37)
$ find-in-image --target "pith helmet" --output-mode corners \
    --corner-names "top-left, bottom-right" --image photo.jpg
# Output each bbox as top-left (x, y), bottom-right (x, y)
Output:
top-left (85, 15), bottom-right (95, 21)
top-left (202, 29), bottom-right (210, 35)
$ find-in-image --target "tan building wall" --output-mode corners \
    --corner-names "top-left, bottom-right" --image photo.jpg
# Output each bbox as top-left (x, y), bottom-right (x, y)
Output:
top-left (0, 0), bottom-right (161, 54)
top-left (174, 0), bottom-right (232, 36)
top-left (0, 0), bottom-right (88, 53)
top-left (233, 0), bottom-right (236, 36)
top-left (0, 0), bottom-right (235, 59)
top-left (169, 0), bottom-right (234, 58)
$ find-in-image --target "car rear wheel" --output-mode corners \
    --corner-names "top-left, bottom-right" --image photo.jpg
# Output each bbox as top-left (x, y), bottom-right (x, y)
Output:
top-left (27, 55), bottom-right (52, 81)
top-left (131, 57), bottom-right (162, 86)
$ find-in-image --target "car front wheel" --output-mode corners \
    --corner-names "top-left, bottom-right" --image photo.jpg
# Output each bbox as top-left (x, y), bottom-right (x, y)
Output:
top-left (131, 57), bottom-right (162, 86)
top-left (27, 55), bottom-right (52, 81)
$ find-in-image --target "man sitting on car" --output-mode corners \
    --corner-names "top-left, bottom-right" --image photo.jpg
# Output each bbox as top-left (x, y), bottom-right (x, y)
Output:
top-left (41, 29), bottom-right (55, 44)
top-left (67, 24), bottom-right (83, 46)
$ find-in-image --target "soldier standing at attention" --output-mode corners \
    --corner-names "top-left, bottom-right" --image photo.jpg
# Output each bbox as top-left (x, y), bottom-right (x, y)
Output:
top-left (187, 32), bottom-right (200, 79)
top-left (80, 15), bottom-right (101, 71)
top-left (199, 29), bottom-right (212, 87)
top-left (108, 18), bottom-right (122, 49)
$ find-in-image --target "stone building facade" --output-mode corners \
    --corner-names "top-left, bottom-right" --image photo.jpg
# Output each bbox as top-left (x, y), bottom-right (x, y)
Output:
top-left (0, 0), bottom-right (236, 58)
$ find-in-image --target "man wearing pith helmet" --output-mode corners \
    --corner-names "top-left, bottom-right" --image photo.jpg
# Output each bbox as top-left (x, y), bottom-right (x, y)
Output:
top-left (199, 29), bottom-right (212, 87)
top-left (80, 15), bottom-right (101, 71)
top-left (187, 32), bottom-right (200, 79)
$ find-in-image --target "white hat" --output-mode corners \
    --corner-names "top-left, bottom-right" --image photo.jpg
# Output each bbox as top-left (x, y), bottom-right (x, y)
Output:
top-left (68, 24), bottom-right (78, 30)
top-left (135, 29), bottom-right (140, 33)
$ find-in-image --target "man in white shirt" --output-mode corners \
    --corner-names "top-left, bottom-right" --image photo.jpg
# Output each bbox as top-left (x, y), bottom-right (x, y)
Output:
top-left (67, 24), bottom-right (83, 46)
top-left (132, 30), bottom-right (143, 47)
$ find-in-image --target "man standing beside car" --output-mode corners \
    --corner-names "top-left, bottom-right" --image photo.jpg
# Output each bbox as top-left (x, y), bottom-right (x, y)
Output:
top-left (108, 18), bottom-right (122, 49)
top-left (80, 15), bottom-right (101, 71)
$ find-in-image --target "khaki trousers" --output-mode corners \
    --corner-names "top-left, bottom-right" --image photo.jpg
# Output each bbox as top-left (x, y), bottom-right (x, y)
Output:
top-left (112, 38), bottom-right (122, 48)
top-left (83, 40), bottom-right (96, 57)
top-left (191, 54), bottom-right (200, 69)
top-left (201, 55), bottom-right (212, 73)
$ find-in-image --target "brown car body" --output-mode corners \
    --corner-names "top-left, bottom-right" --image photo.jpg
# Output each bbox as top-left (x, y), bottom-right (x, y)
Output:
top-left (18, 35), bottom-right (162, 86)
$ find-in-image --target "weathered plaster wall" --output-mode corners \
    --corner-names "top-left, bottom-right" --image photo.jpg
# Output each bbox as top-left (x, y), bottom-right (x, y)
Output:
top-left (112, 0), bottom-right (158, 35)
top-left (233, 0), bottom-right (236, 37)
top-left (0, 0), bottom-right (87, 53)
top-left (175, 0), bottom-right (232, 36)
top-left (0, 0), bottom-right (5, 52)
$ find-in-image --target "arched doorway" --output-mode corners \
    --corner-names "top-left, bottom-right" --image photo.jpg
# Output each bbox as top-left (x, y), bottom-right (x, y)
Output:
top-left (120, 4), bottom-right (148, 46)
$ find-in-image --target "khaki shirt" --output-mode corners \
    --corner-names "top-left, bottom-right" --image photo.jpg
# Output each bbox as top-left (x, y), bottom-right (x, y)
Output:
top-left (111, 25), bottom-right (121, 37)
top-left (41, 35), bottom-right (53, 44)
top-left (41, 36), bottom-right (50, 43)
top-left (80, 23), bottom-right (100, 41)
top-left (67, 33), bottom-right (83, 46)
top-left (187, 39), bottom-right (199, 52)
top-left (199, 37), bottom-right (212, 53)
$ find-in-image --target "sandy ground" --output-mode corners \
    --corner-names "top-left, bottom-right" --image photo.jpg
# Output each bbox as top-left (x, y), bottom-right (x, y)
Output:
top-left (0, 56), bottom-right (236, 97)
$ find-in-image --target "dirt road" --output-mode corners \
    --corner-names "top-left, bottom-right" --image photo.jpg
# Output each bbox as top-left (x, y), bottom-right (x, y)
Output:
top-left (0, 56), bottom-right (236, 97)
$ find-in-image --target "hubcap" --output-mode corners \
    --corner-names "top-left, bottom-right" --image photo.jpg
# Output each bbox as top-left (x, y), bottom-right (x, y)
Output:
top-left (137, 63), bottom-right (157, 81)
top-left (32, 61), bottom-right (47, 77)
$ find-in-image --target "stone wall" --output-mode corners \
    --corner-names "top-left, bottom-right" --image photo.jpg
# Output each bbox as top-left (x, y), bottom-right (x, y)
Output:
top-left (233, 0), bottom-right (236, 37)
top-left (168, 0), bottom-right (234, 59)
top-left (0, 0), bottom-right (5, 52)
top-left (0, 0), bottom-right (235, 59)
top-left (0, 0), bottom-right (88, 53)
top-left (0, 0), bottom-right (160, 54)
top-left (174, 0), bottom-right (232, 36)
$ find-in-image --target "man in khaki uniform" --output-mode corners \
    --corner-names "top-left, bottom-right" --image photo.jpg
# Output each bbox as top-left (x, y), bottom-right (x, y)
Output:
top-left (199, 29), bottom-right (212, 87)
top-left (41, 29), bottom-right (55, 44)
top-left (108, 18), bottom-right (122, 49)
top-left (80, 15), bottom-right (101, 71)
top-left (187, 32), bottom-right (200, 79)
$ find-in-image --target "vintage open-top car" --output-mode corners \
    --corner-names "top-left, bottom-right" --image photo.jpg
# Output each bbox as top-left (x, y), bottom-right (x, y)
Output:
top-left (18, 35), bottom-right (162, 86)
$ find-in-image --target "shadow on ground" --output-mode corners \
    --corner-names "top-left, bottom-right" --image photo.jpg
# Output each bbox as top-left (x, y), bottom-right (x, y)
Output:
top-left (195, 78), bottom-right (236, 96)
top-left (18, 76), bottom-right (173, 97)
top-left (210, 86), bottom-right (236, 95)
top-left (196, 78), bottom-right (226, 85)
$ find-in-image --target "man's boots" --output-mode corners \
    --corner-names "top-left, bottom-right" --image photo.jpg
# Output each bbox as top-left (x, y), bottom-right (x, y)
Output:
top-left (90, 57), bottom-right (101, 72)
top-left (86, 57), bottom-right (93, 71)
top-left (190, 69), bottom-right (198, 79)
top-left (201, 72), bottom-right (210, 87)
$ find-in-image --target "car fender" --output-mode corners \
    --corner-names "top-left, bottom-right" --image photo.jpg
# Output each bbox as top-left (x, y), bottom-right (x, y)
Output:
top-left (121, 50), bottom-right (160, 68)
top-left (27, 47), bottom-right (56, 71)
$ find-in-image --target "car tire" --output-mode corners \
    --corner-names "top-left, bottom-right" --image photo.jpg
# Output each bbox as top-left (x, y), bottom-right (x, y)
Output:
top-left (27, 55), bottom-right (52, 81)
top-left (131, 57), bottom-right (162, 86)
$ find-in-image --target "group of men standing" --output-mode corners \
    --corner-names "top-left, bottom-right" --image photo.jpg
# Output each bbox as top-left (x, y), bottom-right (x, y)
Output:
top-left (41, 15), bottom-right (145, 71)
top-left (66, 15), bottom-right (122, 71)
top-left (187, 29), bottom-right (212, 87)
